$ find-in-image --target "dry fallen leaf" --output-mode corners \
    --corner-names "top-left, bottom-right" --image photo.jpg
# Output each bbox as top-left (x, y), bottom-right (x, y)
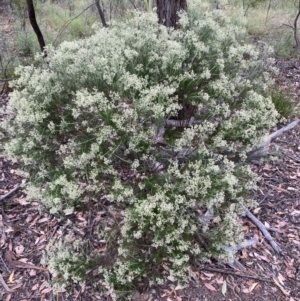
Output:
top-left (293, 239), bottom-right (300, 246)
top-left (277, 221), bottom-right (286, 228)
top-left (202, 272), bottom-right (215, 279)
top-left (17, 198), bottom-right (29, 205)
top-left (277, 273), bottom-right (286, 286)
top-left (15, 245), bottom-right (24, 255)
top-left (8, 271), bottom-right (14, 283)
top-left (167, 275), bottom-right (176, 282)
top-left (253, 207), bottom-right (261, 214)
top-left (175, 285), bottom-right (183, 290)
top-left (31, 283), bottom-right (39, 291)
top-left (38, 217), bottom-right (49, 223)
top-left (259, 255), bottom-right (270, 262)
top-left (40, 287), bottom-right (52, 294)
top-left (29, 269), bottom-right (37, 276)
top-left (249, 282), bottom-right (259, 292)
top-left (5, 294), bottom-right (12, 301)
top-left (221, 280), bottom-right (227, 296)
top-left (204, 283), bottom-right (216, 291)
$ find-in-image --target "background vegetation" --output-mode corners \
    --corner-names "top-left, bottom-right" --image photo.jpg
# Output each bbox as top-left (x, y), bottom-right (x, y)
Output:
top-left (1, 0), bottom-right (300, 96)
top-left (1, 0), bottom-right (300, 76)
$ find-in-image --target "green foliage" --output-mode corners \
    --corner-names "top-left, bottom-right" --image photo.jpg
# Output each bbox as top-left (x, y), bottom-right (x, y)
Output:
top-left (268, 87), bottom-right (295, 118)
top-left (224, 0), bottom-right (298, 59)
top-left (42, 238), bottom-right (98, 292)
top-left (15, 31), bottom-right (41, 55)
top-left (11, 0), bottom-right (33, 10)
top-left (1, 2), bottom-right (279, 298)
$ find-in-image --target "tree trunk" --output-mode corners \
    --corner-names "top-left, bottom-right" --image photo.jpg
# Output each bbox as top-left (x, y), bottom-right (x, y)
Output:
top-left (26, 0), bottom-right (47, 56)
top-left (156, 0), bottom-right (187, 29)
top-left (95, 0), bottom-right (108, 27)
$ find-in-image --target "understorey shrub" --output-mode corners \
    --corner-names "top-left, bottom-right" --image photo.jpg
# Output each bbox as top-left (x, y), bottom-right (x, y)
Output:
top-left (42, 237), bottom-right (94, 292)
top-left (1, 1), bottom-right (279, 298)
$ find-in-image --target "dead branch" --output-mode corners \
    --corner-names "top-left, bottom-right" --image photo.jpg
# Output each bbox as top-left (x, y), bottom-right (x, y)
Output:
top-left (241, 204), bottom-right (283, 254)
top-left (221, 238), bottom-right (258, 270)
top-left (165, 117), bottom-right (197, 127)
top-left (247, 119), bottom-right (300, 159)
top-left (153, 117), bottom-right (300, 161)
top-left (0, 78), bottom-right (13, 82)
top-left (269, 119), bottom-right (300, 140)
top-left (226, 259), bottom-right (246, 271)
top-left (199, 265), bottom-right (273, 283)
top-left (0, 184), bottom-right (20, 202)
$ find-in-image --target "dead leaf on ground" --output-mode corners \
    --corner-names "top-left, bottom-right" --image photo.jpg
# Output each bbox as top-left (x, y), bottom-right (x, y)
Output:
top-left (221, 280), bottom-right (227, 296)
top-left (40, 287), bottom-right (52, 294)
top-left (249, 282), bottom-right (259, 292)
top-left (204, 283), bottom-right (216, 291)
top-left (8, 271), bottom-right (14, 283)
top-left (15, 245), bottom-right (24, 255)
top-left (277, 273), bottom-right (286, 286)
top-left (31, 283), bottom-right (39, 291)
top-left (5, 294), bottom-right (12, 301)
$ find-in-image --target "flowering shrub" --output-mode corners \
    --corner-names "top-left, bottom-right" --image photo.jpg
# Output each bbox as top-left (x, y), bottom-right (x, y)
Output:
top-left (42, 238), bottom-right (93, 292)
top-left (1, 2), bottom-right (279, 298)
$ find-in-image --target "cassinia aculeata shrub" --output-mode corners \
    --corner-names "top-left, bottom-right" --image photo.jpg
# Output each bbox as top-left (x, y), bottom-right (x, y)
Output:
top-left (1, 1), bottom-right (279, 297)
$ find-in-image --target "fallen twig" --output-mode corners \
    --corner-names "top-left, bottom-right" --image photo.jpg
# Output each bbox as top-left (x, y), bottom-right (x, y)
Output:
top-left (0, 184), bottom-right (20, 202)
top-left (222, 238), bottom-right (257, 271)
top-left (269, 119), bottom-right (300, 141)
top-left (0, 253), bottom-right (11, 273)
top-left (199, 265), bottom-right (272, 283)
top-left (241, 205), bottom-right (283, 254)
top-left (272, 277), bottom-right (290, 296)
top-left (247, 119), bottom-right (300, 159)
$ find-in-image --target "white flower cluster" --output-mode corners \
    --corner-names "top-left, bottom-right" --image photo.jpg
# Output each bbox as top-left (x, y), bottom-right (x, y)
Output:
top-left (1, 1), bottom-right (279, 296)
top-left (42, 239), bottom-right (88, 293)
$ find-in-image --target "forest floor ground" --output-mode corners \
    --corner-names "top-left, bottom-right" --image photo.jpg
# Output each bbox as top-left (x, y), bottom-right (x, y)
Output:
top-left (0, 60), bottom-right (300, 301)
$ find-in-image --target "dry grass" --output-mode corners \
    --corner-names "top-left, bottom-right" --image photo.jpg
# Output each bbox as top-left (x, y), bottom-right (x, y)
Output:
top-left (223, 1), bottom-right (300, 58)
top-left (1, 0), bottom-right (300, 82)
